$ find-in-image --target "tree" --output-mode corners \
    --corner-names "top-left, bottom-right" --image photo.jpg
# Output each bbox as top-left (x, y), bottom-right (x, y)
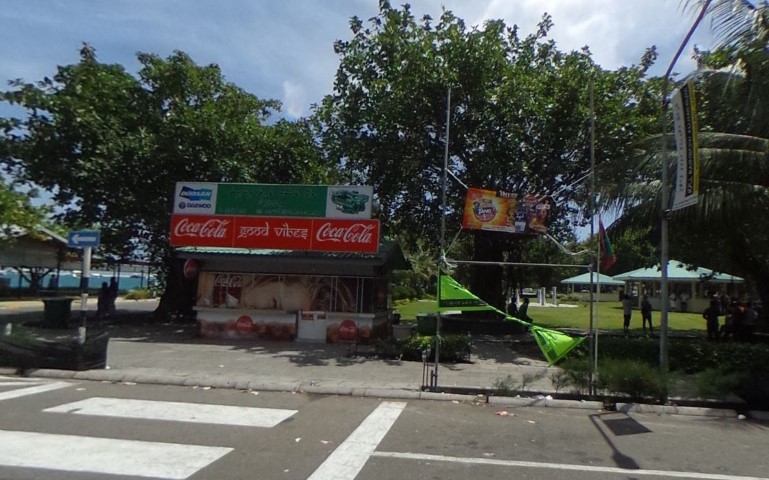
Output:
top-left (315, 2), bottom-right (660, 306)
top-left (0, 44), bottom-right (335, 318)
top-left (0, 180), bottom-right (45, 240)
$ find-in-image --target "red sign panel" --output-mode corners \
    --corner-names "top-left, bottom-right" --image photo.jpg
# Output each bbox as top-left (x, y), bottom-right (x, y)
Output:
top-left (170, 214), bottom-right (380, 253)
top-left (171, 215), bottom-right (234, 248)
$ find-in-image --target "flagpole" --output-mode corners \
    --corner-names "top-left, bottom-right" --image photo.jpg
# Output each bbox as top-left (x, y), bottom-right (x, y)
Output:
top-left (433, 86), bottom-right (451, 391)
top-left (588, 77), bottom-right (598, 396)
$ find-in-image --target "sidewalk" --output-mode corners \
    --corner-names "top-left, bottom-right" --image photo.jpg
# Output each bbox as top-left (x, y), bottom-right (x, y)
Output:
top-left (1, 299), bottom-right (762, 419)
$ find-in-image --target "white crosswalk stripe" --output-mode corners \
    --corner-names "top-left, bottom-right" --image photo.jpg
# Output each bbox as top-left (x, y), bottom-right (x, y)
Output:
top-left (45, 397), bottom-right (298, 427)
top-left (0, 380), bottom-right (71, 402)
top-left (0, 429), bottom-right (232, 480)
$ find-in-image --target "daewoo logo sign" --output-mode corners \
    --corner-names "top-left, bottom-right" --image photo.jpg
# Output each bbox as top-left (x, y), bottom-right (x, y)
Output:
top-left (179, 186), bottom-right (213, 201)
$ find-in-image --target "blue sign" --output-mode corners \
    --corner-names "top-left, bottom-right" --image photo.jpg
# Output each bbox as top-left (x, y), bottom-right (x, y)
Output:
top-left (67, 230), bottom-right (101, 248)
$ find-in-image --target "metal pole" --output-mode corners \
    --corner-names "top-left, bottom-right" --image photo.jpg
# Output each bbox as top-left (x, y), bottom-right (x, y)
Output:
top-left (588, 77), bottom-right (597, 395)
top-left (434, 87), bottom-right (451, 390)
top-left (659, 0), bottom-right (712, 402)
top-left (78, 246), bottom-right (92, 344)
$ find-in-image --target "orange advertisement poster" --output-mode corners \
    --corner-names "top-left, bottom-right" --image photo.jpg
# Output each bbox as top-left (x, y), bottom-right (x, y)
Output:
top-left (461, 188), bottom-right (518, 233)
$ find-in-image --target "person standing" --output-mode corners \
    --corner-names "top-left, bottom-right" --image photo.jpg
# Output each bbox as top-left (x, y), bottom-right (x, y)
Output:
top-left (108, 277), bottom-right (119, 316)
top-left (703, 298), bottom-right (720, 340)
top-left (518, 297), bottom-right (532, 324)
top-left (622, 294), bottom-right (632, 334)
top-left (97, 282), bottom-right (110, 317)
top-left (641, 295), bottom-right (653, 336)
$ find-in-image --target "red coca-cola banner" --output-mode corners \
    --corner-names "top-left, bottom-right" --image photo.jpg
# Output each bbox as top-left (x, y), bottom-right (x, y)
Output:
top-left (170, 214), bottom-right (380, 253)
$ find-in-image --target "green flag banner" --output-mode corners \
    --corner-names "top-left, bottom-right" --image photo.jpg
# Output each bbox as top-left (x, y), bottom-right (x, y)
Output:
top-left (437, 275), bottom-right (585, 364)
top-left (530, 326), bottom-right (585, 365)
top-left (438, 275), bottom-right (496, 311)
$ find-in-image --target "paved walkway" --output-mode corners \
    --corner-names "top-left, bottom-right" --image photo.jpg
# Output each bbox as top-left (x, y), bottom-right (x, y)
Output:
top-left (1, 298), bottom-right (765, 419)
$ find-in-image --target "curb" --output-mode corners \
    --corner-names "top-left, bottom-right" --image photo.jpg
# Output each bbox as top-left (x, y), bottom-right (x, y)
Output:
top-left (16, 368), bottom-right (755, 419)
top-left (616, 402), bottom-right (737, 417)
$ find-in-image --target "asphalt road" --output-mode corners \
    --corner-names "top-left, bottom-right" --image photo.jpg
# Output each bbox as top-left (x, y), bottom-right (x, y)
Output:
top-left (0, 376), bottom-right (767, 480)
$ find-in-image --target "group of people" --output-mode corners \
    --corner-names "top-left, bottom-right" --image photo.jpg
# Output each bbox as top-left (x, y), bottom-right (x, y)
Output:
top-left (506, 296), bottom-right (533, 324)
top-left (621, 292), bottom-right (758, 340)
top-left (622, 294), bottom-right (654, 335)
top-left (97, 277), bottom-right (119, 317)
top-left (702, 295), bottom-right (757, 341)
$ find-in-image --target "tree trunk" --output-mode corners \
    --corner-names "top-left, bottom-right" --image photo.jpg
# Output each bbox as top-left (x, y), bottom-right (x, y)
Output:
top-left (153, 256), bottom-right (196, 323)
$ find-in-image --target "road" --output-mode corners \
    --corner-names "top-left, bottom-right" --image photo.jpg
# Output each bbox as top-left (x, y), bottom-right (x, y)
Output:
top-left (0, 376), bottom-right (767, 480)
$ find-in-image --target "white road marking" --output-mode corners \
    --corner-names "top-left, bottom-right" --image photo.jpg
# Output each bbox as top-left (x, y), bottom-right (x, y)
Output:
top-left (0, 382), bottom-right (71, 401)
top-left (0, 375), bottom-right (42, 385)
top-left (372, 451), bottom-right (769, 480)
top-left (308, 401), bottom-right (406, 480)
top-left (45, 397), bottom-right (297, 427)
top-left (0, 429), bottom-right (230, 479)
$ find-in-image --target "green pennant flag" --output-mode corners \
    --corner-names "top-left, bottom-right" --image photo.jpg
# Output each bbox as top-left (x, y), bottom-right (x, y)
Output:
top-left (530, 326), bottom-right (586, 365)
top-left (437, 275), bottom-right (585, 364)
top-left (438, 275), bottom-right (496, 311)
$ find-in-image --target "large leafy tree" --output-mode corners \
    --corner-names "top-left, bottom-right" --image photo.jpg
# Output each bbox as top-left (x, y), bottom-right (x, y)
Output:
top-left (315, 2), bottom-right (660, 306)
top-left (1, 44), bottom-right (335, 318)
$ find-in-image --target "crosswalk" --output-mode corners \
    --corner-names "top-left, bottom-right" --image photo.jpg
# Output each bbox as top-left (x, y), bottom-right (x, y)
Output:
top-left (0, 375), bottom-right (406, 480)
top-left (0, 376), bottom-right (301, 479)
top-left (0, 375), bottom-right (71, 401)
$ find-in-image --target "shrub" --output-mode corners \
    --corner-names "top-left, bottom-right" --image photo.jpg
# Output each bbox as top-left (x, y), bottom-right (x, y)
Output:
top-left (124, 288), bottom-right (152, 300)
top-left (392, 285), bottom-right (416, 301)
top-left (695, 367), bottom-right (746, 400)
top-left (374, 334), bottom-right (472, 363)
top-left (599, 358), bottom-right (670, 401)
top-left (559, 358), bottom-right (592, 395)
top-left (492, 375), bottom-right (518, 396)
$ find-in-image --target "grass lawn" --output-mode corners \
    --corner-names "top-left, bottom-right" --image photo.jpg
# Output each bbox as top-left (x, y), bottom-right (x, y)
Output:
top-left (395, 298), bottom-right (707, 333)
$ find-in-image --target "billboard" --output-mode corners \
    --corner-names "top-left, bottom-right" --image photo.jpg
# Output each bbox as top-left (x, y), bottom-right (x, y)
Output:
top-left (170, 214), bottom-right (380, 253)
top-left (172, 182), bottom-right (373, 219)
top-left (461, 188), bottom-right (554, 235)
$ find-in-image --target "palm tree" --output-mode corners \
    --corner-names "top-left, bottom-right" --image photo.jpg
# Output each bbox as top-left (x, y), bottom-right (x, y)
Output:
top-left (605, 1), bottom-right (769, 318)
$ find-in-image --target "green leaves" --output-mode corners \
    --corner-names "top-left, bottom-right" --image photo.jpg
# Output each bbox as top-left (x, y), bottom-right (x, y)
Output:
top-left (1, 48), bottom-right (334, 270)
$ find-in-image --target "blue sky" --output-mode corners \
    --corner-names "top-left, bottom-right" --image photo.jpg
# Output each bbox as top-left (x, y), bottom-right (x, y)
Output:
top-left (1, 0), bottom-right (717, 120)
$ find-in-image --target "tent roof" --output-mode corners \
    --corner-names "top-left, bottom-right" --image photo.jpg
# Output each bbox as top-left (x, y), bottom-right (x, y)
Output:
top-left (613, 260), bottom-right (744, 283)
top-left (561, 272), bottom-right (624, 286)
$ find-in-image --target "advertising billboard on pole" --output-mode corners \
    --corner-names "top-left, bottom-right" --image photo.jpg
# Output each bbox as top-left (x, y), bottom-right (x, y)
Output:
top-left (461, 188), bottom-right (554, 235)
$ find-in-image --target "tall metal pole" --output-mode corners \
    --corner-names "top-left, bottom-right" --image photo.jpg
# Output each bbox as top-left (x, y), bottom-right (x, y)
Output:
top-left (588, 78), bottom-right (598, 395)
top-left (659, 0), bottom-right (712, 402)
top-left (433, 87), bottom-right (451, 390)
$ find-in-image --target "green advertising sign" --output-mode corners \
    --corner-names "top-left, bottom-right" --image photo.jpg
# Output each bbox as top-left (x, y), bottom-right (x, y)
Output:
top-left (216, 184), bottom-right (329, 217)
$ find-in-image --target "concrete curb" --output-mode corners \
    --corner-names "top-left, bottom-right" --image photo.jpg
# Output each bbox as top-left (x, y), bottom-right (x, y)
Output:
top-left (490, 395), bottom-right (604, 410)
top-left (616, 402), bottom-right (737, 417)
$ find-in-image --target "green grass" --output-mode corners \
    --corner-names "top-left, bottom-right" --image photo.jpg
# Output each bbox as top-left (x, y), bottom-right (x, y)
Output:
top-left (395, 298), bottom-right (706, 332)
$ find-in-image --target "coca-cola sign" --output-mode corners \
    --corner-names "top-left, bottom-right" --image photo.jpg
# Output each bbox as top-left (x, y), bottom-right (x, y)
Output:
top-left (170, 214), bottom-right (379, 253)
top-left (170, 215), bottom-right (234, 247)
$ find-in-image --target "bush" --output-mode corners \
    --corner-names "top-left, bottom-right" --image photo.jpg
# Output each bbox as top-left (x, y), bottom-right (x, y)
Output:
top-left (392, 284), bottom-right (416, 301)
top-left (374, 333), bottom-right (472, 363)
top-left (599, 358), bottom-right (670, 402)
top-left (124, 288), bottom-right (152, 300)
top-left (559, 358), bottom-right (592, 394)
top-left (695, 367), bottom-right (745, 400)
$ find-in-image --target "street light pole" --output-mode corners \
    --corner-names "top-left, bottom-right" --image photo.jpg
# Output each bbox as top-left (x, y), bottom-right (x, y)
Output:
top-left (658, 0), bottom-right (712, 402)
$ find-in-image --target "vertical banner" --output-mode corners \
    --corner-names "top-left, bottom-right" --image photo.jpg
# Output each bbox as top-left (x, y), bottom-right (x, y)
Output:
top-left (671, 80), bottom-right (700, 211)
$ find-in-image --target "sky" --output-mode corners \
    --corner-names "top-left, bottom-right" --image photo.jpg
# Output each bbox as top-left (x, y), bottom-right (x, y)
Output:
top-left (0, 0), bottom-right (720, 120)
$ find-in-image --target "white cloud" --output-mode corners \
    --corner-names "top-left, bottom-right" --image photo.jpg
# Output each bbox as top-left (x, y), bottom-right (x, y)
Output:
top-left (0, 0), bottom-right (718, 120)
top-left (282, 80), bottom-right (306, 118)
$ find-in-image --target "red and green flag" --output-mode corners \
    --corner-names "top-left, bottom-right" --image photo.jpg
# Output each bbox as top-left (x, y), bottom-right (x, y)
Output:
top-left (599, 219), bottom-right (616, 272)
